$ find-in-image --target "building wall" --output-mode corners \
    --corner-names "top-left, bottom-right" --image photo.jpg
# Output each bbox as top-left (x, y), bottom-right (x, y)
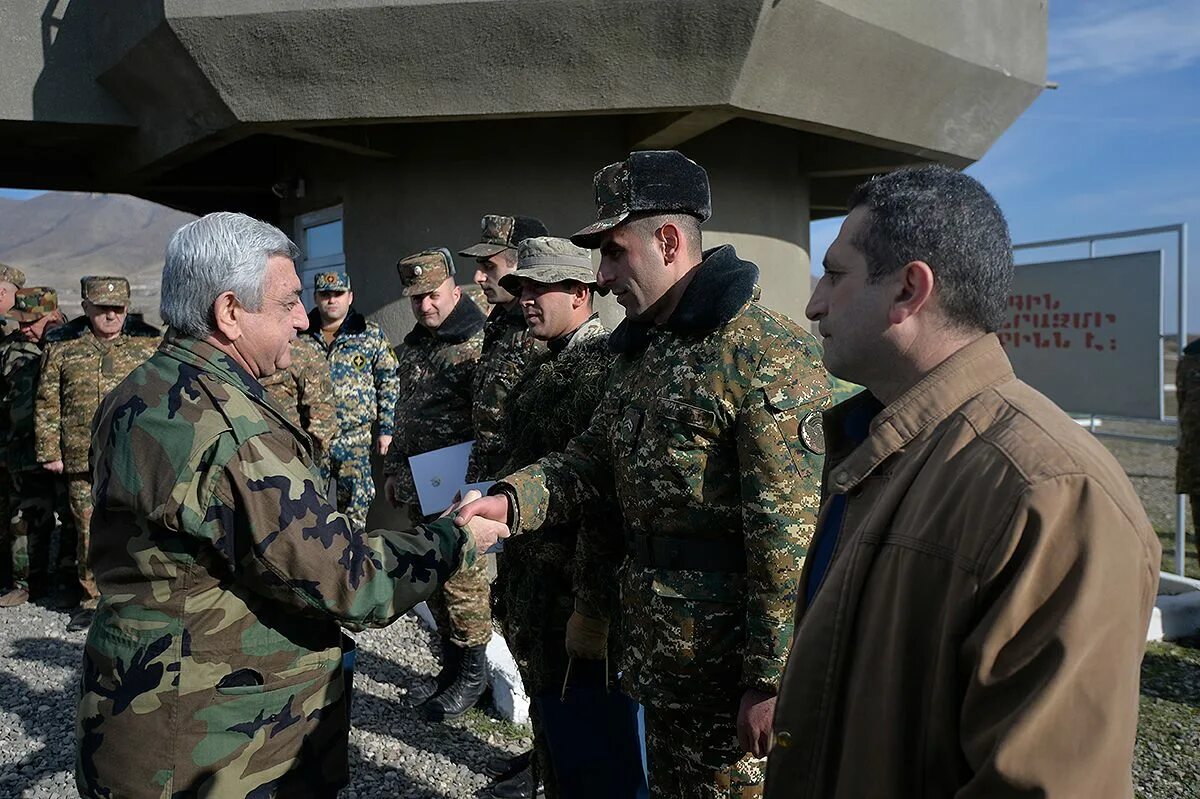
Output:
top-left (283, 117), bottom-right (814, 343)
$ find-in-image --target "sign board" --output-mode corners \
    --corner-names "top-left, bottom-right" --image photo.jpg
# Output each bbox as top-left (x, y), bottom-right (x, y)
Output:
top-left (999, 251), bottom-right (1162, 419)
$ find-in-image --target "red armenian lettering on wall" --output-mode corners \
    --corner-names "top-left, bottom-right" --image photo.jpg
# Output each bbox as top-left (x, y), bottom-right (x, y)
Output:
top-left (998, 293), bottom-right (1118, 351)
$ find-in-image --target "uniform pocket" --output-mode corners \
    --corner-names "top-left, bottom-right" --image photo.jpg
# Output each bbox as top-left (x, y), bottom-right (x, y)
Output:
top-left (637, 568), bottom-right (744, 694)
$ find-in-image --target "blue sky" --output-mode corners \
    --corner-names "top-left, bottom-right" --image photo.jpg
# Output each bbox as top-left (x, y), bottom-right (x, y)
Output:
top-left (810, 0), bottom-right (1200, 330)
top-left (3, 1), bottom-right (1197, 324)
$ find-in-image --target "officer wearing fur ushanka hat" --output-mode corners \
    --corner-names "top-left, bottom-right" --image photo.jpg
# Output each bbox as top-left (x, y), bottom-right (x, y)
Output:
top-left (456, 149), bottom-right (834, 798)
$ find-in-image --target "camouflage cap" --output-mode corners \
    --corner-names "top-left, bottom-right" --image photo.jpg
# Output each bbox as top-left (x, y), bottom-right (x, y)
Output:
top-left (397, 248), bottom-right (456, 296)
top-left (458, 214), bottom-right (550, 259)
top-left (0, 262), bottom-right (26, 288)
top-left (315, 271), bottom-right (351, 293)
top-left (82, 276), bottom-right (130, 307)
top-left (498, 236), bottom-right (599, 294)
top-left (9, 287), bottom-right (58, 321)
top-left (571, 150), bottom-right (711, 248)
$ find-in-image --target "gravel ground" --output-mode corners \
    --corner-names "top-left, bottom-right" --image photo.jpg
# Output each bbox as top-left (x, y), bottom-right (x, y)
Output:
top-left (0, 603), bottom-right (529, 798)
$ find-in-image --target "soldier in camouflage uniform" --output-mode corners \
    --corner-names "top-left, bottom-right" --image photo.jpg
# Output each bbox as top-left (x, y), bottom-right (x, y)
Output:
top-left (262, 339), bottom-right (338, 467)
top-left (486, 237), bottom-right (643, 799)
top-left (0, 288), bottom-right (65, 607)
top-left (458, 151), bottom-right (832, 798)
top-left (75, 212), bottom-right (506, 799)
top-left (0, 263), bottom-right (25, 339)
top-left (301, 271), bottom-right (400, 531)
top-left (35, 276), bottom-right (160, 631)
top-left (380, 248), bottom-right (489, 719)
top-left (460, 214), bottom-right (549, 484)
top-left (0, 263), bottom-right (27, 591)
top-left (1177, 338), bottom-right (1200, 571)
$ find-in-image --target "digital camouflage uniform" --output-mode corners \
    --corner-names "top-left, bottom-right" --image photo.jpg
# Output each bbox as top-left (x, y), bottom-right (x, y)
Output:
top-left (384, 251), bottom-right (486, 512)
top-left (386, 250), bottom-right (489, 647)
top-left (261, 339), bottom-right (338, 467)
top-left (496, 151), bottom-right (831, 799)
top-left (0, 263), bottom-right (27, 589)
top-left (301, 275), bottom-right (399, 532)
top-left (456, 217), bottom-right (549, 651)
top-left (0, 288), bottom-right (62, 599)
top-left (1177, 338), bottom-right (1200, 570)
top-left (35, 278), bottom-right (160, 609)
top-left (76, 331), bottom-right (476, 799)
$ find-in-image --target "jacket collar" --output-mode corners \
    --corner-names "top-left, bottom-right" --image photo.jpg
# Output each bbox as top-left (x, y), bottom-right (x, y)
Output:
top-left (548, 313), bottom-right (605, 354)
top-left (487, 301), bottom-right (527, 329)
top-left (609, 245), bottom-right (759, 354)
top-left (305, 306), bottom-right (367, 339)
top-left (403, 294), bottom-right (486, 346)
top-left (824, 333), bottom-right (1015, 492)
top-left (157, 329), bottom-right (267, 402)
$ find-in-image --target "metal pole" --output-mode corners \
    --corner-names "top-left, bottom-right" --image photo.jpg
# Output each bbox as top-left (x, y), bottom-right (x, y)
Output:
top-left (1179, 224), bottom-right (1189, 575)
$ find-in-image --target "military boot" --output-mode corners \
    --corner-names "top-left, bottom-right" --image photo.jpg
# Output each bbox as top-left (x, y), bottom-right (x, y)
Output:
top-left (411, 634), bottom-right (463, 705)
top-left (421, 643), bottom-right (487, 721)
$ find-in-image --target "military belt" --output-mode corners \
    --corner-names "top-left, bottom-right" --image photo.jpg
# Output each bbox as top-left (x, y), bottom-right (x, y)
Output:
top-left (629, 532), bottom-right (747, 573)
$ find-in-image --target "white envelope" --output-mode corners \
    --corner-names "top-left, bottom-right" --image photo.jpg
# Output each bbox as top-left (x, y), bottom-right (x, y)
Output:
top-left (408, 440), bottom-right (474, 517)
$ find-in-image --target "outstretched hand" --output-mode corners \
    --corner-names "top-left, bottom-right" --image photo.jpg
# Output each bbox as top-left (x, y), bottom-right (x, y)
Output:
top-left (454, 493), bottom-right (510, 528)
top-left (443, 490), bottom-right (509, 554)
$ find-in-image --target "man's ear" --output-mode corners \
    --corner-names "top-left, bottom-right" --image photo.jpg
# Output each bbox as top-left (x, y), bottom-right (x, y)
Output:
top-left (657, 222), bottom-right (683, 266)
top-left (571, 283), bottom-right (589, 310)
top-left (212, 291), bottom-right (241, 341)
top-left (888, 260), bottom-right (936, 326)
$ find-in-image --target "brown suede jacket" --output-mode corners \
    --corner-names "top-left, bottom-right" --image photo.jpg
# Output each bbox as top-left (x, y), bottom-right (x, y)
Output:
top-left (766, 334), bottom-right (1161, 798)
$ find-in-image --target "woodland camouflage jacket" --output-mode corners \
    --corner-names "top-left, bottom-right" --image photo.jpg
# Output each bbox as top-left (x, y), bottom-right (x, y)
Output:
top-left (76, 332), bottom-right (474, 799)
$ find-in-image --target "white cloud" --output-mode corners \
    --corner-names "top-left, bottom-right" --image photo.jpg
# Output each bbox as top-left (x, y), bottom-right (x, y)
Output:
top-left (1051, 0), bottom-right (1200, 78)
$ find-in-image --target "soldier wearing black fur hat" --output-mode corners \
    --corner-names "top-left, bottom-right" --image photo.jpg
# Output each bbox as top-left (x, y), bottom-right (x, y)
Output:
top-left (458, 151), bottom-right (832, 797)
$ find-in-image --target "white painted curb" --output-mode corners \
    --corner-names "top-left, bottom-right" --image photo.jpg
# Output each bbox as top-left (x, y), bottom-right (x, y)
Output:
top-left (412, 602), bottom-right (530, 724)
top-left (1148, 572), bottom-right (1200, 642)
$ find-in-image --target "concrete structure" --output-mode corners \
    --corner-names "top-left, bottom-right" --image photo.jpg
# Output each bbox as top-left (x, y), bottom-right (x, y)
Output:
top-left (0, 0), bottom-right (1046, 333)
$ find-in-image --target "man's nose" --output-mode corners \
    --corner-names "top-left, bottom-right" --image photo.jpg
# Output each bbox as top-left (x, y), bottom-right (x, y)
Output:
top-left (596, 261), bottom-right (614, 288)
top-left (292, 302), bottom-right (309, 330)
top-left (473, 269), bottom-right (487, 285)
top-left (805, 280), bottom-right (828, 322)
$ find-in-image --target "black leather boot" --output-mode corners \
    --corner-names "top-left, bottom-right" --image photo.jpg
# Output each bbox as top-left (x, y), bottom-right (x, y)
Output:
top-left (421, 643), bottom-right (487, 721)
top-left (487, 765), bottom-right (544, 798)
top-left (412, 635), bottom-right (462, 705)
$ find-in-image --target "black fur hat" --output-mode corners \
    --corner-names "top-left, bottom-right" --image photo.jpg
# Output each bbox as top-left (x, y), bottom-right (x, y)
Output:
top-left (571, 150), bottom-right (711, 248)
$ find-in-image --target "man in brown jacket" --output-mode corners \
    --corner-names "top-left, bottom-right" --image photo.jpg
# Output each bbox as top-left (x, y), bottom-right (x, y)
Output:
top-left (766, 165), bottom-right (1161, 798)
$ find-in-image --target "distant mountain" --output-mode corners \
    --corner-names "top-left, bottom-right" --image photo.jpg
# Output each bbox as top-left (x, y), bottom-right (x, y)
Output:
top-left (0, 192), bottom-right (196, 325)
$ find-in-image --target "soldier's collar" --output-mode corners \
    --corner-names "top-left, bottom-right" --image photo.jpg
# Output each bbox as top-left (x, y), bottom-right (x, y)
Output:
top-left (608, 245), bottom-right (759, 354)
top-left (403, 294), bottom-right (486, 346)
top-left (159, 330), bottom-right (267, 402)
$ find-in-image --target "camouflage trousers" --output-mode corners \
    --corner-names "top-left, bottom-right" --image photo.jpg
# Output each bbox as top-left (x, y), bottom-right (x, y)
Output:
top-left (428, 554), bottom-right (492, 646)
top-left (644, 704), bottom-right (765, 798)
top-left (66, 473), bottom-right (99, 607)
top-left (5, 471), bottom-right (60, 594)
top-left (409, 504), bottom-right (493, 647)
top-left (329, 437), bottom-right (374, 531)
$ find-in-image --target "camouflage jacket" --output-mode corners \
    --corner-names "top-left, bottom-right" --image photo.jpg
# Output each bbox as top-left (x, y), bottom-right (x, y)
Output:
top-left (493, 315), bottom-right (624, 694)
top-left (77, 332), bottom-right (475, 799)
top-left (261, 340), bottom-right (338, 464)
top-left (0, 333), bottom-right (45, 473)
top-left (1177, 342), bottom-right (1200, 493)
top-left (500, 246), bottom-right (832, 709)
top-left (383, 297), bottom-right (486, 507)
top-left (466, 303), bottom-right (544, 482)
top-left (35, 321), bottom-right (160, 473)
top-left (301, 308), bottom-right (400, 450)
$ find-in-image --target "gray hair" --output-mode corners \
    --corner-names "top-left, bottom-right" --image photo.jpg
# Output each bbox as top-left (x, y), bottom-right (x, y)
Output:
top-left (160, 212), bottom-right (301, 338)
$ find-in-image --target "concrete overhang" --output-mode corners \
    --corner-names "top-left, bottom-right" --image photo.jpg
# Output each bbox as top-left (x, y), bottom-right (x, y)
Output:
top-left (0, 0), bottom-right (1045, 211)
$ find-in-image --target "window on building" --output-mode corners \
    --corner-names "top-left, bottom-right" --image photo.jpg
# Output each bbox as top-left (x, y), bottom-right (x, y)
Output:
top-left (295, 205), bottom-right (345, 310)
